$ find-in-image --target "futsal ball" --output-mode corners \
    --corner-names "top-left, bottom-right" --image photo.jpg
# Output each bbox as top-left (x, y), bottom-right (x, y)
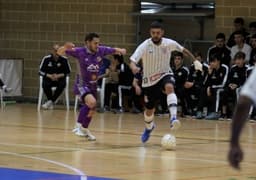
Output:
top-left (161, 134), bottom-right (176, 150)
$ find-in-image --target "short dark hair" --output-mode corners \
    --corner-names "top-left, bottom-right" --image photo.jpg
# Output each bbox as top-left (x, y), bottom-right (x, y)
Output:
top-left (249, 21), bottom-right (256, 28)
top-left (252, 34), bottom-right (256, 39)
top-left (234, 51), bottom-right (246, 60)
top-left (85, 32), bottom-right (99, 42)
top-left (150, 21), bottom-right (163, 29)
top-left (172, 51), bottom-right (183, 58)
top-left (193, 51), bottom-right (202, 58)
top-left (113, 54), bottom-right (124, 63)
top-left (234, 17), bottom-right (244, 25)
top-left (209, 53), bottom-right (221, 62)
top-left (233, 30), bottom-right (244, 37)
top-left (216, 33), bottom-right (226, 40)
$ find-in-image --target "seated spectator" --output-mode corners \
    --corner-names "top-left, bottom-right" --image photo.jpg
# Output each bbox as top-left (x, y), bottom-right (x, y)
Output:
top-left (39, 44), bottom-right (71, 109)
top-left (196, 54), bottom-right (229, 120)
top-left (222, 52), bottom-right (248, 119)
top-left (246, 21), bottom-right (256, 44)
top-left (227, 17), bottom-right (249, 48)
top-left (230, 30), bottom-right (252, 64)
top-left (0, 73), bottom-right (12, 93)
top-left (103, 55), bottom-right (120, 112)
top-left (185, 51), bottom-right (208, 116)
top-left (116, 55), bottom-right (134, 112)
top-left (249, 34), bottom-right (256, 66)
top-left (173, 51), bottom-right (189, 117)
top-left (207, 33), bottom-right (231, 67)
top-left (97, 57), bottom-right (110, 87)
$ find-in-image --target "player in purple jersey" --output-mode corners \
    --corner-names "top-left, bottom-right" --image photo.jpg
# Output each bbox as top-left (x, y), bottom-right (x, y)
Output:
top-left (58, 33), bottom-right (126, 141)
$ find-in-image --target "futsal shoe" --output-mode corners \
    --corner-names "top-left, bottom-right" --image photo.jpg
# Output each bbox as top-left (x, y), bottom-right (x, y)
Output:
top-left (170, 118), bottom-right (181, 131)
top-left (83, 128), bottom-right (96, 141)
top-left (141, 124), bottom-right (155, 143)
top-left (74, 127), bottom-right (87, 137)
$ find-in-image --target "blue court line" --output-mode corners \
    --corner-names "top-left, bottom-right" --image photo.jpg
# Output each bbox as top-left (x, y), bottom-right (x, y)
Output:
top-left (0, 167), bottom-right (118, 180)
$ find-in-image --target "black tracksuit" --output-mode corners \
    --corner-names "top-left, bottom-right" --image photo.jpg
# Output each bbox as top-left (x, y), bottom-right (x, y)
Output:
top-left (39, 54), bottom-right (71, 102)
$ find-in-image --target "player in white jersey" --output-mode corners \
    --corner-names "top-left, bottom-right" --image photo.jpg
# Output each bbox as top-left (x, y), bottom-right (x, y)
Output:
top-left (228, 67), bottom-right (256, 169)
top-left (130, 21), bottom-right (202, 143)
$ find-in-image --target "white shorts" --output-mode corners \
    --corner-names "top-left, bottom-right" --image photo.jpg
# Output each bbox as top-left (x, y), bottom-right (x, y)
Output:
top-left (240, 67), bottom-right (256, 104)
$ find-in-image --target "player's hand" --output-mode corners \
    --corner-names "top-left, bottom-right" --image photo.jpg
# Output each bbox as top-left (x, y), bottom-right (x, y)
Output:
top-left (228, 144), bottom-right (243, 169)
top-left (131, 66), bottom-right (140, 74)
top-left (116, 48), bottom-right (126, 55)
top-left (64, 42), bottom-right (75, 49)
top-left (194, 60), bottom-right (203, 72)
top-left (57, 42), bottom-right (75, 56)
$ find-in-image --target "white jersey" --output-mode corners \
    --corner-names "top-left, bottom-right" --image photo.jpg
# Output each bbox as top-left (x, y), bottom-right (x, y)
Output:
top-left (240, 67), bottom-right (256, 104)
top-left (130, 37), bottom-right (184, 87)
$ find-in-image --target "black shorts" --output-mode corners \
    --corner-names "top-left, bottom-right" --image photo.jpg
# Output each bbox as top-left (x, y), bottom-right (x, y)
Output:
top-left (143, 75), bottom-right (175, 109)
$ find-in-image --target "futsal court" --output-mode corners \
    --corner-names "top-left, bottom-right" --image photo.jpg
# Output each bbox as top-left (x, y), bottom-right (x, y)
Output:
top-left (0, 104), bottom-right (256, 180)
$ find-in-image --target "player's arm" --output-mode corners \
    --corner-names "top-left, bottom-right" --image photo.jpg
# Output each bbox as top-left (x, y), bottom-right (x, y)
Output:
top-left (182, 48), bottom-right (203, 71)
top-left (228, 95), bottom-right (252, 169)
top-left (129, 41), bottom-right (146, 74)
top-left (130, 61), bottom-right (141, 75)
top-left (57, 42), bottom-right (75, 56)
top-left (113, 48), bottom-right (126, 55)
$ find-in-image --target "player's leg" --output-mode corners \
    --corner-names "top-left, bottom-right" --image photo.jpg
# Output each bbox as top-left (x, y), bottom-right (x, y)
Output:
top-left (76, 86), bottom-right (97, 141)
top-left (141, 86), bottom-right (157, 143)
top-left (162, 75), bottom-right (181, 131)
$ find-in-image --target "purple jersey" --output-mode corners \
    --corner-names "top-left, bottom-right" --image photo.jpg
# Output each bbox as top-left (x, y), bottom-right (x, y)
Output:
top-left (66, 46), bottom-right (115, 92)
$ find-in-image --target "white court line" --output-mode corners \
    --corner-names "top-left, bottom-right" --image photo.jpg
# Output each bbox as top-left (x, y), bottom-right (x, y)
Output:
top-left (0, 142), bottom-right (230, 165)
top-left (1, 142), bottom-right (256, 168)
top-left (0, 150), bottom-right (87, 180)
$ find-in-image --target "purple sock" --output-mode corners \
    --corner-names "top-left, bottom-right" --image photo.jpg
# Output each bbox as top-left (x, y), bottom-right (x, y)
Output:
top-left (77, 105), bottom-right (92, 128)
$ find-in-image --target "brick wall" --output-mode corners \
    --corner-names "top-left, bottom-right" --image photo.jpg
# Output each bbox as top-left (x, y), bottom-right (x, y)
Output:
top-left (0, 0), bottom-right (138, 98)
top-left (2, 0), bottom-right (256, 99)
top-left (215, 0), bottom-right (256, 35)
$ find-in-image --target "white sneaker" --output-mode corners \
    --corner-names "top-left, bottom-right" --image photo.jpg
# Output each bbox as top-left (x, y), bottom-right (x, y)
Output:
top-left (75, 127), bottom-right (87, 137)
top-left (170, 119), bottom-right (181, 131)
top-left (83, 128), bottom-right (96, 141)
top-left (42, 100), bottom-right (53, 110)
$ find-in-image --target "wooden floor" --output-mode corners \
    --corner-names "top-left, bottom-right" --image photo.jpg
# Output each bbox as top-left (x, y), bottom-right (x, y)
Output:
top-left (0, 104), bottom-right (256, 180)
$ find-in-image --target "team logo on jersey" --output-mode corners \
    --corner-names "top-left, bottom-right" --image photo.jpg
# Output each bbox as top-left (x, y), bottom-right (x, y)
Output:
top-left (87, 64), bottom-right (99, 72)
top-left (57, 63), bottom-right (61, 67)
top-left (85, 58), bottom-right (89, 62)
top-left (48, 62), bottom-right (52, 67)
top-left (178, 72), bottom-right (182, 76)
top-left (148, 44), bottom-right (153, 53)
top-left (143, 77), bottom-right (148, 84)
top-left (97, 56), bottom-right (102, 62)
top-left (233, 72), bottom-right (238, 78)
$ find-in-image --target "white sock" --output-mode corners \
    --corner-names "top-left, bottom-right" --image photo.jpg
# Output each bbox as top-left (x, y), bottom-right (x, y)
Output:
top-left (144, 112), bottom-right (154, 130)
top-left (167, 93), bottom-right (177, 120)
